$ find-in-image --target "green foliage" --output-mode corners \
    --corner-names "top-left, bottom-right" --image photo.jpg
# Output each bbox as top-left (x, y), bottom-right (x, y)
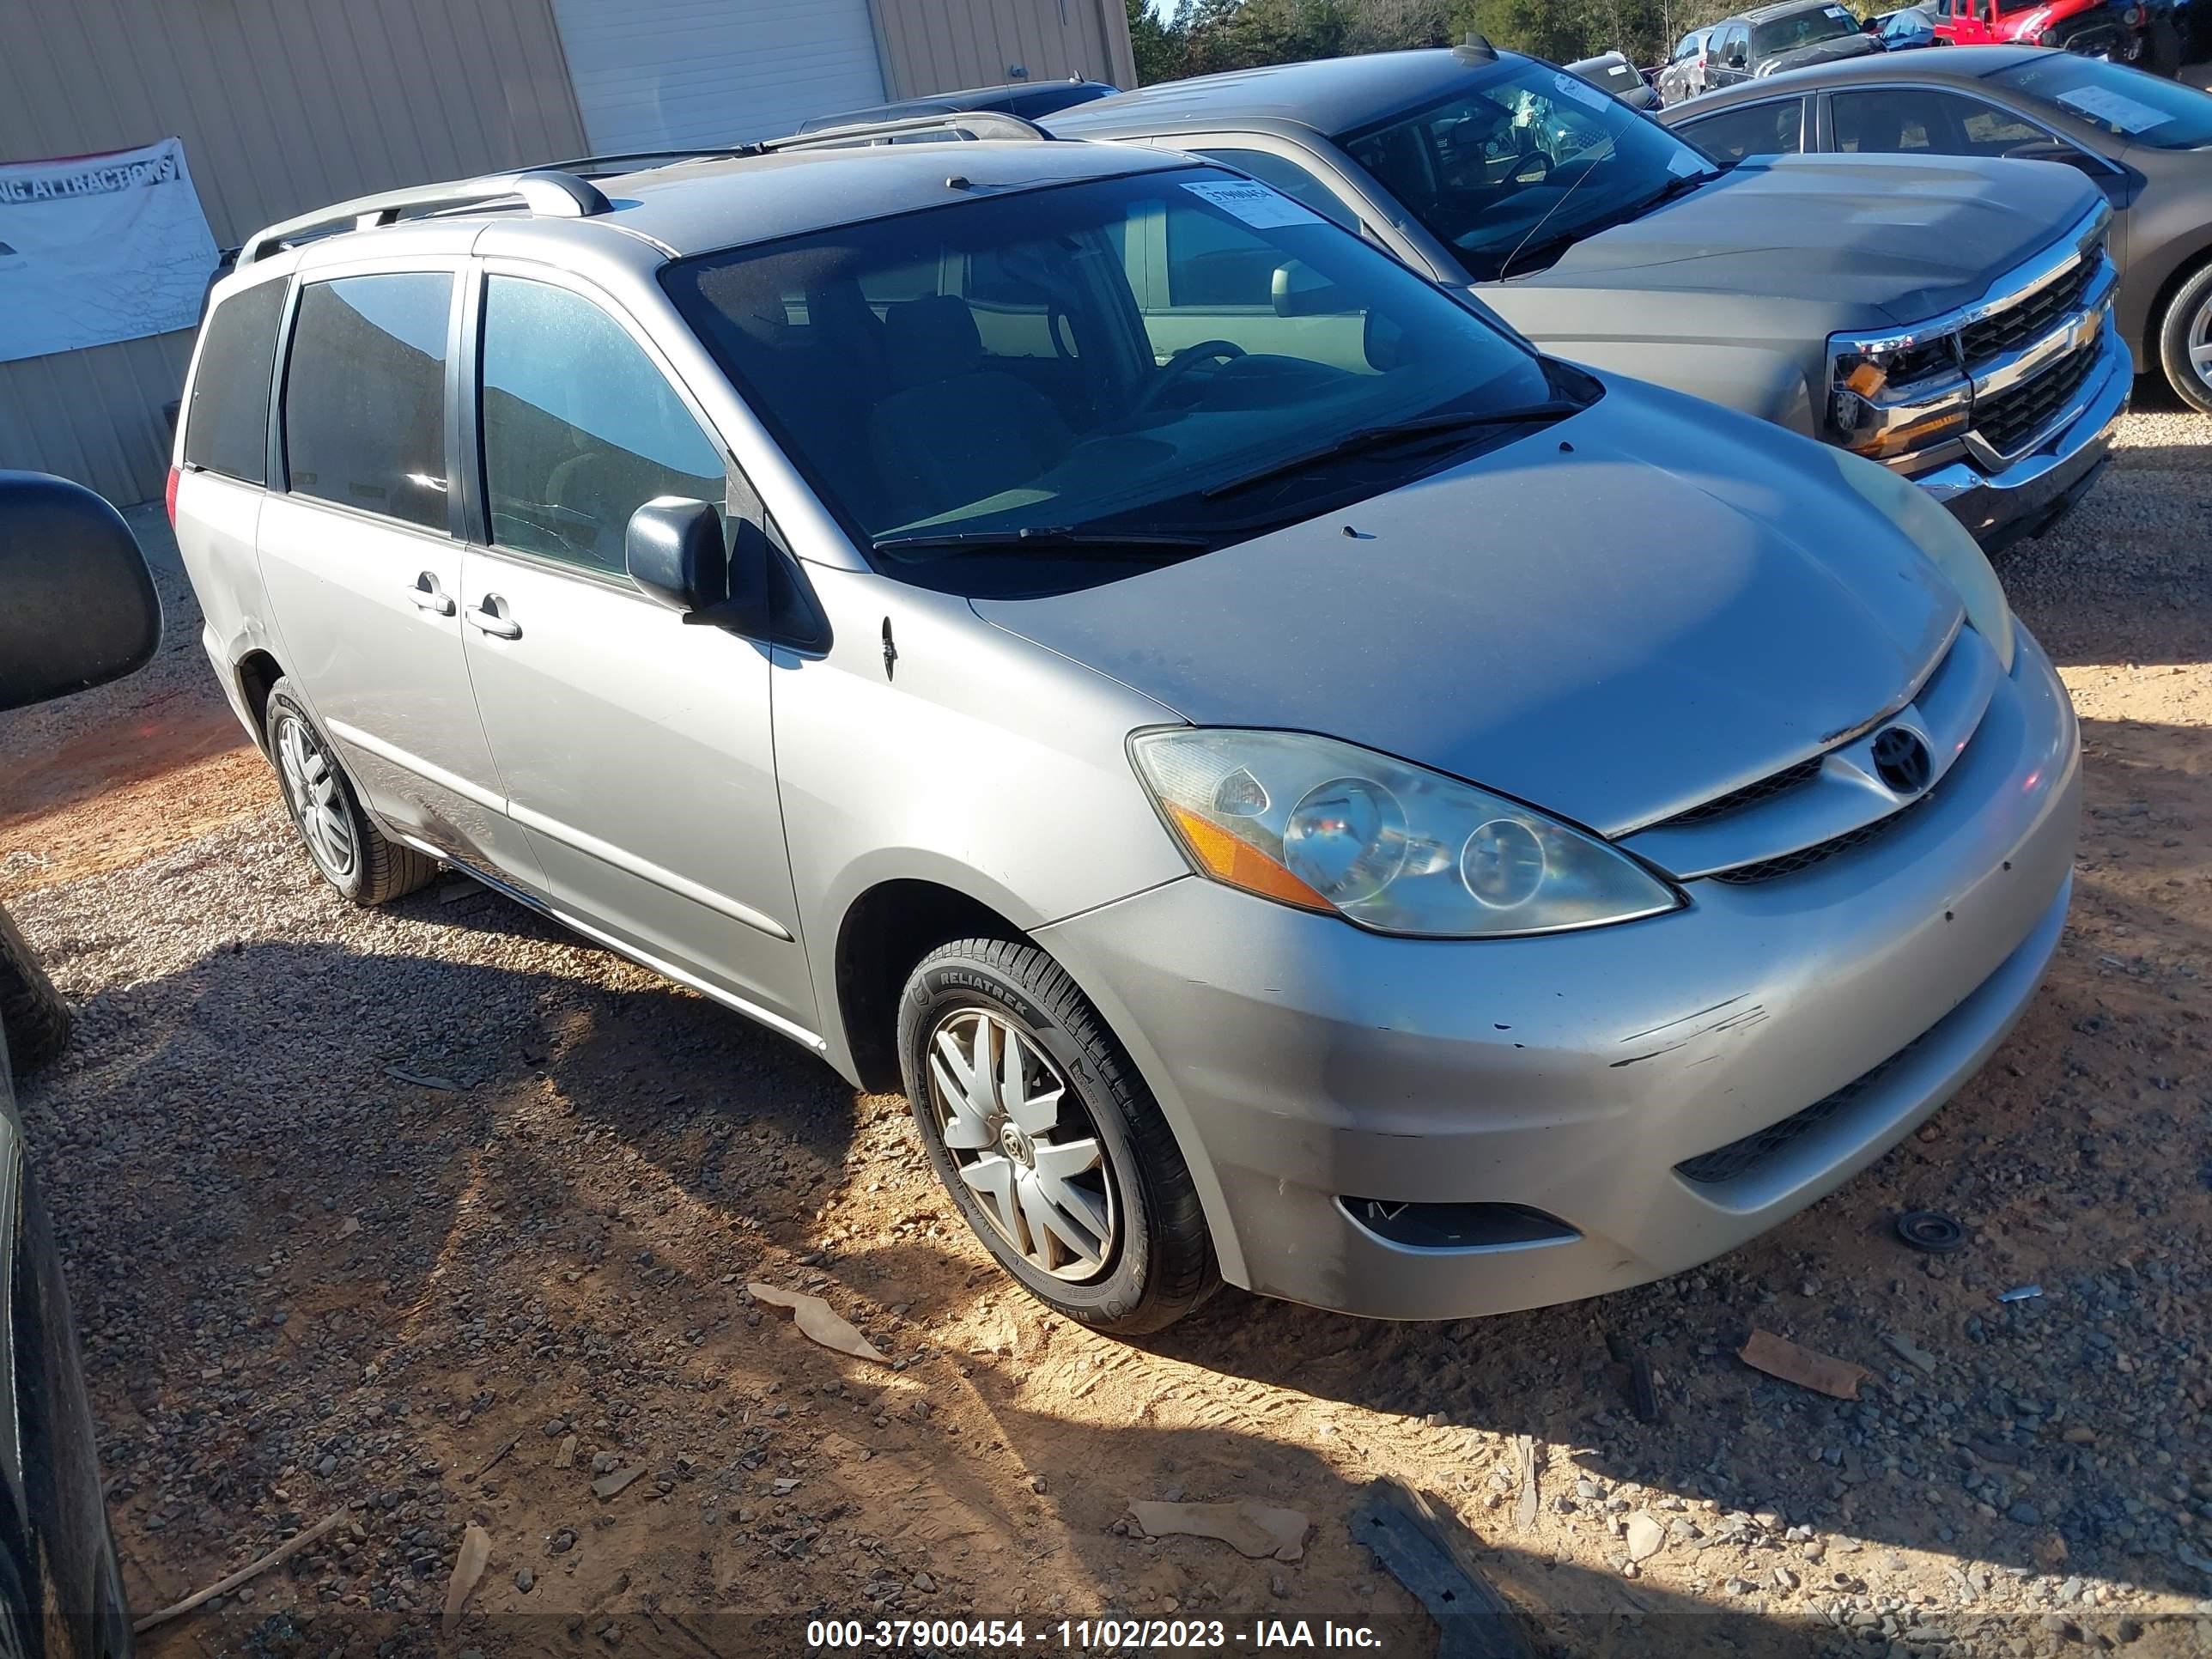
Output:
top-left (1127, 0), bottom-right (1761, 84)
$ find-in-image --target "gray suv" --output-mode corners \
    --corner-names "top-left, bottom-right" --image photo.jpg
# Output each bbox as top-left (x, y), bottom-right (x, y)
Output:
top-left (173, 125), bottom-right (2079, 1333)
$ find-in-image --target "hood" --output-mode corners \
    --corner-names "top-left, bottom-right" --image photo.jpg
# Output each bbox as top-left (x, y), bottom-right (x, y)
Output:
top-left (971, 381), bottom-right (1961, 837)
top-left (1762, 33), bottom-right (1885, 70)
top-left (1514, 152), bottom-right (2103, 325)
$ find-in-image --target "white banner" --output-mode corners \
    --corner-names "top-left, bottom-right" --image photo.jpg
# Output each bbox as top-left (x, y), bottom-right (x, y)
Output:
top-left (0, 137), bottom-right (219, 364)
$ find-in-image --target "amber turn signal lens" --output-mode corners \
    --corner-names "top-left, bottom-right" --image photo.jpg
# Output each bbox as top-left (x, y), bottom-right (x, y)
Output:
top-left (1165, 805), bottom-right (1333, 912)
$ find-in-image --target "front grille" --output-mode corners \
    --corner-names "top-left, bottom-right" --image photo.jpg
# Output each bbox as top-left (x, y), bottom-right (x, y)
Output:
top-left (1675, 1024), bottom-right (1935, 1185)
top-left (1660, 755), bottom-right (1825, 830)
top-left (1973, 343), bottom-right (2097, 458)
top-left (1705, 789), bottom-right (1932, 884)
top-left (1958, 255), bottom-right (2095, 366)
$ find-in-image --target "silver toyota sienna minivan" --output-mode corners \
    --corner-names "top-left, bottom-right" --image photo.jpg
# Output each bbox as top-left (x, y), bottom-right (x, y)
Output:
top-left (171, 125), bottom-right (2079, 1334)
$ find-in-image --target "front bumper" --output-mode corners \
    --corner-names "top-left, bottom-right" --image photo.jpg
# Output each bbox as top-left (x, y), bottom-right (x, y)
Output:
top-left (1910, 318), bottom-right (2130, 553)
top-left (1042, 630), bottom-right (2080, 1320)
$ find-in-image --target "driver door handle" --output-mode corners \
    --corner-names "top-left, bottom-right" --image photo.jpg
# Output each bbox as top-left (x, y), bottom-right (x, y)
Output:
top-left (465, 596), bottom-right (521, 640)
top-left (407, 572), bottom-right (455, 616)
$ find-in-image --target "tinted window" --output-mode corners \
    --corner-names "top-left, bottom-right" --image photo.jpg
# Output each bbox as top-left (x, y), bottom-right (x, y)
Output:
top-left (1751, 5), bottom-right (1855, 56)
top-left (1672, 30), bottom-right (1706, 60)
top-left (1993, 55), bottom-right (2212, 150)
top-left (479, 277), bottom-right (726, 577)
top-left (1831, 87), bottom-right (2046, 155)
top-left (184, 277), bottom-right (287, 484)
top-left (1832, 88), bottom-right (1942, 151)
top-left (1682, 99), bottom-right (1805, 161)
top-left (1194, 149), bottom-right (1359, 229)
top-left (283, 273), bottom-right (452, 531)
top-left (662, 167), bottom-right (1554, 574)
top-left (1339, 57), bottom-right (1723, 283)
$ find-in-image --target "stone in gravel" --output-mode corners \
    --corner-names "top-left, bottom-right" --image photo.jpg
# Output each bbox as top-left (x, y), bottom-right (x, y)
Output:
top-left (912, 1573), bottom-right (936, 1594)
top-left (591, 1451), bottom-right (619, 1475)
top-left (550, 1530), bottom-right (575, 1554)
top-left (592, 1467), bottom-right (646, 1500)
top-left (1882, 1333), bottom-right (1940, 1375)
top-left (556, 1436), bottom-right (577, 1470)
top-left (1771, 1566), bottom-right (1798, 1590)
top-left (1723, 1577), bottom-right (1753, 1595)
top-left (514, 1568), bottom-right (535, 1593)
top-left (2039, 1613), bottom-right (2080, 1643)
top-left (1626, 1513), bottom-right (1666, 1562)
top-left (2007, 1501), bottom-right (2043, 1526)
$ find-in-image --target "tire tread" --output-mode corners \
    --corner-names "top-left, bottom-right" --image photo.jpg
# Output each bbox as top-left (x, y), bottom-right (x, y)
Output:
top-left (905, 936), bottom-right (1218, 1334)
top-left (0, 906), bottom-right (70, 1078)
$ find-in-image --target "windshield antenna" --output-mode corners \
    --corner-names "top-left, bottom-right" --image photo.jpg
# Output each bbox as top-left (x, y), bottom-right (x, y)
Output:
top-left (1498, 133), bottom-right (1607, 282)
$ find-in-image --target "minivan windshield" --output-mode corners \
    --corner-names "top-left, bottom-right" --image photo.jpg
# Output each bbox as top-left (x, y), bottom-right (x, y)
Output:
top-left (1334, 57), bottom-right (1723, 283)
top-left (1994, 54), bottom-right (2212, 150)
top-left (663, 166), bottom-right (1570, 589)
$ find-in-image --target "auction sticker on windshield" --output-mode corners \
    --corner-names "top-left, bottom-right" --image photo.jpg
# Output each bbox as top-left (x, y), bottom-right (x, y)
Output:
top-left (2056, 84), bottom-right (2173, 133)
top-left (1553, 71), bottom-right (1614, 112)
top-left (1180, 179), bottom-right (1324, 228)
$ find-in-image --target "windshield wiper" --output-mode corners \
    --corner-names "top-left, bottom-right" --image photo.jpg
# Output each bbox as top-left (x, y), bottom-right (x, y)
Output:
top-left (872, 526), bottom-right (1212, 556)
top-left (1200, 404), bottom-right (1583, 501)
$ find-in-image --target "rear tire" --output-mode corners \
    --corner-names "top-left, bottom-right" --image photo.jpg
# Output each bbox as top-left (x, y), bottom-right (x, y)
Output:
top-left (898, 937), bottom-right (1218, 1335)
top-left (264, 679), bottom-right (436, 906)
top-left (2158, 262), bottom-right (2212, 417)
top-left (0, 906), bottom-right (70, 1079)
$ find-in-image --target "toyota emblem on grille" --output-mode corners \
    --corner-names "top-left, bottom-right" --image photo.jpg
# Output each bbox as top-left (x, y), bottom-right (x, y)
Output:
top-left (1872, 726), bottom-right (1933, 796)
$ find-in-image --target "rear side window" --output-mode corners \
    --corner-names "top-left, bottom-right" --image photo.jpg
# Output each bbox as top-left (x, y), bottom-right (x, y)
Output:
top-left (183, 278), bottom-right (287, 484)
top-left (478, 276), bottom-right (726, 577)
top-left (1681, 99), bottom-right (1806, 162)
top-left (283, 272), bottom-right (453, 532)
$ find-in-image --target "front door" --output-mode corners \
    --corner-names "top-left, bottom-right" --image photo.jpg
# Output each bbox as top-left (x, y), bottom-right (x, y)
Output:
top-left (456, 265), bottom-right (817, 1043)
top-left (257, 264), bottom-right (544, 893)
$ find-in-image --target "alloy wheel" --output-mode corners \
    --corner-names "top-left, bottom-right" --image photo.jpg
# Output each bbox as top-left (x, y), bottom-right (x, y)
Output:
top-left (274, 710), bottom-right (357, 883)
top-left (2191, 295), bottom-right (2212, 396)
top-left (924, 1007), bottom-right (1119, 1282)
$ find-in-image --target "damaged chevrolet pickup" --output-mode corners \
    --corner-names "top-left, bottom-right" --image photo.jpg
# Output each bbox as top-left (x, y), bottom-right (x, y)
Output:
top-left (175, 130), bottom-right (2078, 1334)
top-left (1051, 43), bottom-right (2130, 550)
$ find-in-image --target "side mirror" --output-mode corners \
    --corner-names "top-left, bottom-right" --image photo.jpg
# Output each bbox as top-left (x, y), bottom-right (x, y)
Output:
top-left (627, 495), bottom-right (728, 614)
top-left (0, 471), bottom-right (161, 713)
top-left (625, 495), bottom-right (775, 634)
top-left (2004, 138), bottom-right (2101, 173)
top-left (1271, 259), bottom-right (1351, 318)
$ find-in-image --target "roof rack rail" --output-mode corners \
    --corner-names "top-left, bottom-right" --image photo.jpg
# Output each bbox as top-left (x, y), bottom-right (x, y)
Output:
top-left (238, 168), bottom-right (611, 266)
top-left (544, 148), bottom-right (755, 179)
top-left (753, 109), bottom-right (1053, 152)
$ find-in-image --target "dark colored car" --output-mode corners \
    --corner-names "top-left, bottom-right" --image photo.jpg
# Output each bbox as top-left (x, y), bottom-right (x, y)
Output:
top-left (1664, 46), bottom-right (2212, 412)
top-left (1703, 0), bottom-right (1886, 86)
top-left (0, 470), bottom-right (161, 1658)
top-left (1565, 50), bottom-right (1662, 109)
top-left (794, 76), bottom-right (1116, 133)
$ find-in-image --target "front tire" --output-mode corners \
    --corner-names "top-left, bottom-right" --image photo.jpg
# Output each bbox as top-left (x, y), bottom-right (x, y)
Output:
top-left (0, 906), bottom-right (70, 1078)
top-left (898, 938), bottom-right (1218, 1335)
top-left (264, 679), bottom-right (435, 905)
top-left (2159, 262), bottom-right (2212, 416)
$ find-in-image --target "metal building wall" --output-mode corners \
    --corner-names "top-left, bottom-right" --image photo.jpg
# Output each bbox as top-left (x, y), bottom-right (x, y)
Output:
top-left (870, 0), bottom-right (1138, 105)
top-left (0, 0), bottom-right (588, 505)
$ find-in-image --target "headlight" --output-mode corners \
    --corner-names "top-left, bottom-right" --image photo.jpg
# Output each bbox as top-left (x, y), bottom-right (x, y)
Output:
top-left (1827, 448), bottom-right (2015, 673)
top-left (1128, 729), bottom-right (1682, 938)
top-left (1827, 343), bottom-right (1969, 459)
top-left (2039, 26), bottom-right (2063, 43)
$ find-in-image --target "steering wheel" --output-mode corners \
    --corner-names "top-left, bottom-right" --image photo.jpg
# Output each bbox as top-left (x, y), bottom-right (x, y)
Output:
top-left (1510, 147), bottom-right (1553, 185)
top-left (1134, 339), bottom-right (1247, 412)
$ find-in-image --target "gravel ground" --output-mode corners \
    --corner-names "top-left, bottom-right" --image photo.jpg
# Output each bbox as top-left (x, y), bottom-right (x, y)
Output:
top-left (1, 396), bottom-right (2208, 1658)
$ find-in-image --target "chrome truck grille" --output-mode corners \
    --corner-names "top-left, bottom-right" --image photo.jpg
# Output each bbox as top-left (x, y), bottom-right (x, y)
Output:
top-left (1826, 202), bottom-right (2115, 473)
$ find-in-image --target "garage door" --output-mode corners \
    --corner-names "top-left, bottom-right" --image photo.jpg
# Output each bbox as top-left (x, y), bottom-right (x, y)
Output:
top-left (554, 0), bottom-right (887, 153)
